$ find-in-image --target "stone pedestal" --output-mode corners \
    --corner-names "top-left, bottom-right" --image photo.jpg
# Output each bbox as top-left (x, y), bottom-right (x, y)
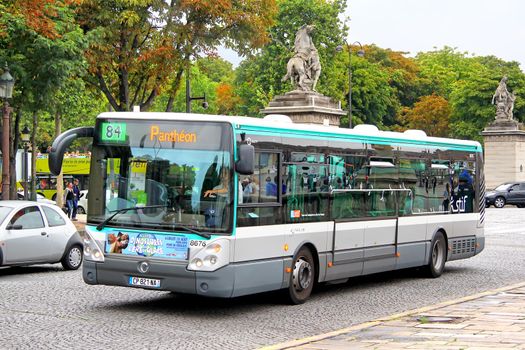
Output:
top-left (482, 119), bottom-right (525, 189)
top-left (261, 90), bottom-right (345, 127)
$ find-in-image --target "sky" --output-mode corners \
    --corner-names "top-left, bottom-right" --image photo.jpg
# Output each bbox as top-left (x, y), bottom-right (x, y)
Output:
top-left (220, 0), bottom-right (525, 70)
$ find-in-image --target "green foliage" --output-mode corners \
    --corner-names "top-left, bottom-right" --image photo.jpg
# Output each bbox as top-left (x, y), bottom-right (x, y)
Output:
top-left (1, 1), bottom-right (87, 111)
top-left (151, 62), bottom-right (219, 114)
top-left (349, 57), bottom-right (399, 128)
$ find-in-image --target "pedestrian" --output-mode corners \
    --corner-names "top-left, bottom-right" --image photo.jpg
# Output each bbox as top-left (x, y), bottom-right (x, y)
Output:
top-left (72, 178), bottom-right (81, 221)
top-left (65, 182), bottom-right (75, 218)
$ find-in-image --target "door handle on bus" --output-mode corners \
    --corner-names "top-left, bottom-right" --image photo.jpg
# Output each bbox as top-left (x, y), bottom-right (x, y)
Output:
top-left (41, 232), bottom-right (47, 236)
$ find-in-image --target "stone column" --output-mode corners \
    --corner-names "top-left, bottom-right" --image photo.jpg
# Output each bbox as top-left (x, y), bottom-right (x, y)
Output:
top-left (482, 119), bottom-right (525, 189)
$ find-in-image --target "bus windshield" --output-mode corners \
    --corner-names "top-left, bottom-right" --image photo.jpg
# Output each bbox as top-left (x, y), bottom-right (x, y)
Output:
top-left (88, 120), bottom-right (234, 233)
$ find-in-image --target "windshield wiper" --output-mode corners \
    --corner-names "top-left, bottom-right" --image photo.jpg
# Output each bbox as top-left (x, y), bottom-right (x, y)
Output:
top-left (96, 205), bottom-right (168, 231)
top-left (173, 224), bottom-right (211, 239)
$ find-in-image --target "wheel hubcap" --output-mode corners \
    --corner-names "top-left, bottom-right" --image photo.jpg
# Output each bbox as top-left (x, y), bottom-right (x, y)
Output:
top-left (69, 247), bottom-right (82, 267)
top-left (293, 258), bottom-right (312, 291)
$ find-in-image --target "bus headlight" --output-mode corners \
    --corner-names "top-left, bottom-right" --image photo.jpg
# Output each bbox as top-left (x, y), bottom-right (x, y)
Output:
top-left (80, 230), bottom-right (105, 262)
top-left (188, 239), bottom-right (229, 272)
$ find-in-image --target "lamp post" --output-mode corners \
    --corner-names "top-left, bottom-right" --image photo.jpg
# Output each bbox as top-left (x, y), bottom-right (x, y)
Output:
top-left (185, 65), bottom-right (208, 113)
top-left (0, 63), bottom-right (15, 200)
top-left (336, 41), bottom-right (364, 128)
top-left (20, 125), bottom-right (30, 200)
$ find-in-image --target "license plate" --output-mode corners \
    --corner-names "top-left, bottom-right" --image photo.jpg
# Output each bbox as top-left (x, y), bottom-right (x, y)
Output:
top-left (128, 276), bottom-right (161, 288)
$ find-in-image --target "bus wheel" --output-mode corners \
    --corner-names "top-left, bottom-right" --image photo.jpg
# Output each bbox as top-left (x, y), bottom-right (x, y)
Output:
top-left (52, 193), bottom-right (57, 201)
top-left (425, 232), bottom-right (446, 278)
top-left (286, 247), bottom-right (315, 304)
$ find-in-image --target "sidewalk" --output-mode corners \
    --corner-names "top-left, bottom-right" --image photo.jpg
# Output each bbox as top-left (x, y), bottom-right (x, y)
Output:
top-left (73, 213), bottom-right (87, 231)
top-left (261, 282), bottom-right (525, 350)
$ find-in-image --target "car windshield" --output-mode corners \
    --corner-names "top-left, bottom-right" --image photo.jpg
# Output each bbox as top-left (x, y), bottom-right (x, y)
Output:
top-left (495, 184), bottom-right (512, 191)
top-left (0, 206), bottom-right (13, 225)
top-left (88, 120), bottom-right (234, 233)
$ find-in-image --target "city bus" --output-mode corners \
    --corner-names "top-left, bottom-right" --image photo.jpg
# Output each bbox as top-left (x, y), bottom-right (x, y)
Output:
top-left (49, 112), bottom-right (485, 304)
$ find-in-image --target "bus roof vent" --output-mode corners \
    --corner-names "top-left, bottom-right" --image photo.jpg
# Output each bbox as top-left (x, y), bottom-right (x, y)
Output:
top-left (403, 129), bottom-right (427, 138)
top-left (263, 114), bottom-right (293, 123)
top-left (352, 124), bottom-right (379, 133)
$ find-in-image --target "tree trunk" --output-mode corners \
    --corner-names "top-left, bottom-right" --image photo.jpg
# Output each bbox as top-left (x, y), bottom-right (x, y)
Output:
top-left (55, 112), bottom-right (64, 208)
top-left (30, 112), bottom-right (37, 201)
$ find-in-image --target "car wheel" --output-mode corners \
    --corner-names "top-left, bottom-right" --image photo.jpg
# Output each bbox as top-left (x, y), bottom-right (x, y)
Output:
top-left (77, 206), bottom-right (86, 214)
top-left (424, 232), bottom-right (447, 278)
top-left (494, 196), bottom-right (506, 208)
top-left (285, 247), bottom-right (316, 305)
top-left (61, 245), bottom-right (83, 270)
top-left (517, 204), bottom-right (525, 208)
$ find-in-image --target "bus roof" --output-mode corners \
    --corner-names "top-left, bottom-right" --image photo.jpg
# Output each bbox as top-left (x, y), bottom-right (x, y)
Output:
top-left (96, 112), bottom-right (482, 152)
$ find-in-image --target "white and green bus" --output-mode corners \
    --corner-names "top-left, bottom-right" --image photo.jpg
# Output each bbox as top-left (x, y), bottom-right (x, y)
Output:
top-left (49, 112), bottom-right (485, 304)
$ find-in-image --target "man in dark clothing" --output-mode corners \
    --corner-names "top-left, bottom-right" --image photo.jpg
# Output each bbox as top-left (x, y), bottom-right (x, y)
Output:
top-left (72, 178), bottom-right (81, 221)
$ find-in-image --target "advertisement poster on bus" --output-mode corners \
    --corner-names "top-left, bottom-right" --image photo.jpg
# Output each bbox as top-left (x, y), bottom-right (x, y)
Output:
top-left (106, 230), bottom-right (189, 260)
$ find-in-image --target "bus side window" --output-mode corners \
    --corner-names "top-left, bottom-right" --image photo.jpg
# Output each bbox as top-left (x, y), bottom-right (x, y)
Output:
top-left (451, 161), bottom-right (475, 214)
top-left (237, 151), bottom-right (282, 227)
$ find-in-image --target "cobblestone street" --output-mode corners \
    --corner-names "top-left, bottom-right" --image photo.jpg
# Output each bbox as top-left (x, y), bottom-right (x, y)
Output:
top-left (1, 208), bottom-right (524, 349)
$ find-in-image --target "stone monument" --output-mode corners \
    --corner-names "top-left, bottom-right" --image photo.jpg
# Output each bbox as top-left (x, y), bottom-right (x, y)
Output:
top-left (261, 25), bottom-right (345, 126)
top-left (482, 76), bottom-right (525, 189)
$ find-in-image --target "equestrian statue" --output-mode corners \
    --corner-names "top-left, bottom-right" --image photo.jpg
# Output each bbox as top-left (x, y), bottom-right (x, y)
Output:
top-left (492, 76), bottom-right (516, 120)
top-left (282, 25), bottom-right (322, 92)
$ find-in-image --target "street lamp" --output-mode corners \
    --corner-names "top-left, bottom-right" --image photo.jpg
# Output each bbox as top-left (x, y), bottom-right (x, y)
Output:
top-left (0, 63), bottom-right (15, 200)
top-left (21, 125), bottom-right (30, 200)
top-left (185, 65), bottom-right (208, 113)
top-left (336, 41), bottom-right (364, 128)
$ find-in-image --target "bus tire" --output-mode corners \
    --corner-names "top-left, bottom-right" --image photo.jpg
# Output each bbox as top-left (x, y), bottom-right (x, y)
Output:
top-left (52, 193), bottom-right (57, 201)
top-left (286, 246), bottom-right (315, 305)
top-left (425, 232), bottom-right (447, 278)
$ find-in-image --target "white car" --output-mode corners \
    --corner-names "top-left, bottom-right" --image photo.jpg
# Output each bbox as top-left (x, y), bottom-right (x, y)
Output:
top-left (77, 190), bottom-right (88, 214)
top-left (0, 201), bottom-right (83, 270)
top-left (17, 192), bottom-right (56, 205)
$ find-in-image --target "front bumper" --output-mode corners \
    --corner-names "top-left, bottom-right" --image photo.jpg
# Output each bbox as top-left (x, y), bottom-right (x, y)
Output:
top-left (83, 256), bottom-right (235, 298)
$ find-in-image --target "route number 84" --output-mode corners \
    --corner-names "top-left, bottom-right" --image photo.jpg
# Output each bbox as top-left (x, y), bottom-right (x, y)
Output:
top-left (106, 125), bottom-right (121, 138)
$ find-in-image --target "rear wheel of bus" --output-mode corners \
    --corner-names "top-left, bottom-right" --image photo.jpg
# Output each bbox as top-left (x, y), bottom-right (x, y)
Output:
top-left (286, 247), bottom-right (315, 304)
top-left (425, 232), bottom-right (447, 278)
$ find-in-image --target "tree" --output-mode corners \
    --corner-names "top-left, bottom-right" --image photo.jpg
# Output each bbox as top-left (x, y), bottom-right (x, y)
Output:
top-left (363, 45), bottom-right (426, 108)
top-left (1, 0), bottom-right (87, 199)
top-left (398, 94), bottom-right (450, 137)
top-left (415, 47), bottom-right (478, 99)
top-left (77, 0), bottom-right (277, 112)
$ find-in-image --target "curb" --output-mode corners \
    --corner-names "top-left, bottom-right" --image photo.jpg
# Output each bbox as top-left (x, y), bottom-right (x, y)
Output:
top-left (258, 280), bottom-right (525, 350)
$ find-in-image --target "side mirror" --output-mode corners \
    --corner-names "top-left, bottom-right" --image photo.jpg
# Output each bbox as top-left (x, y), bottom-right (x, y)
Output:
top-left (6, 224), bottom-right (23, 230)
top-left (49, 127), bottom-right (94, 175)
top-left (235, 143), bottom-right (254, 175)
